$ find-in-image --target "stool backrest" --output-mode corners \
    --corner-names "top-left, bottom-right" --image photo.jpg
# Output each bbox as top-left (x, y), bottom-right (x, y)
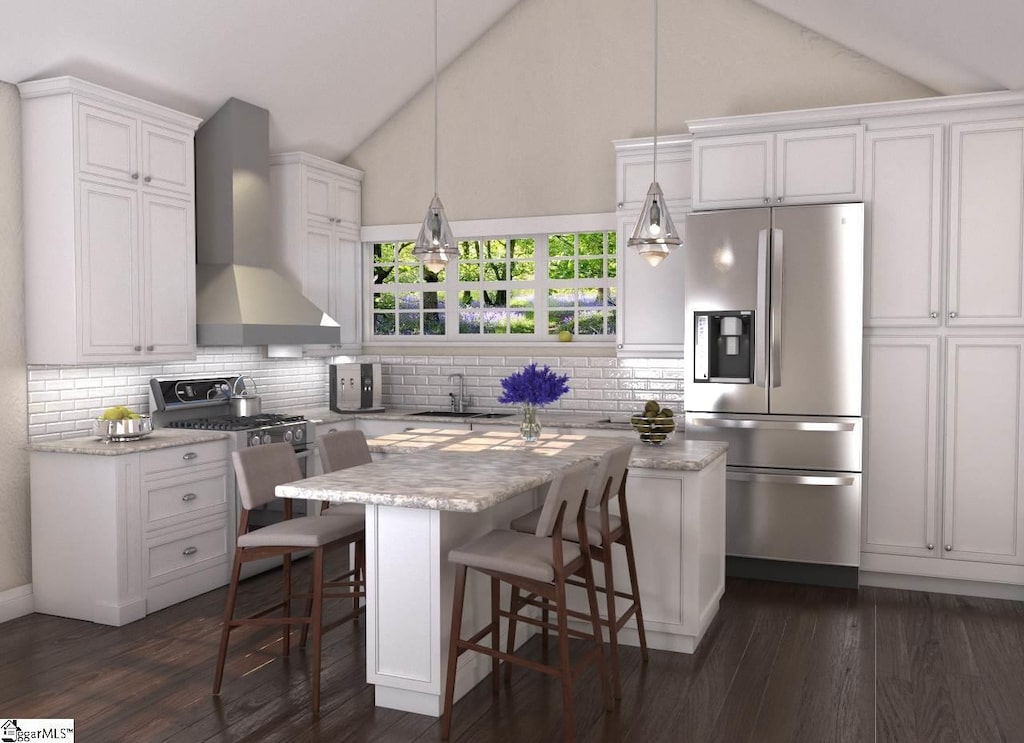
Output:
top-left (534, 460), bottom-right (594, 538)
top-left (318, 429), bottom-right (372, 473)
top-left (232, 442), bottom-right (303, 511)
top-left (586, 443), bottom-right (633, 509)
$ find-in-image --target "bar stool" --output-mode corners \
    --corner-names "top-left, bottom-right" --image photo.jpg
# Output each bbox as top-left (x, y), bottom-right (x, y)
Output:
top-left (508, 443), bottom-right (647, 699)
top-left (297, 429), bottom-right (371, 646)
top-left (213, 442), bottom-right (365, 716)
top-left (441, 460), bottom-right (612, 742)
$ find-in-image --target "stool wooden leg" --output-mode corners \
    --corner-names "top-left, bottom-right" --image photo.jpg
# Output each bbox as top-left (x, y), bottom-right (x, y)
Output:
top-left (602, 547), bottom-right (622, 699)
top-left (621, 529), bottom-right (649, 662)
top-left (586, 555), bottom-right (613, 712)
top-left (554, 579), bottom-right (575, 743)
top-left (213, 553), bottom-right (243, 694)
top-left (490, 577), bottom-right (500, 693)
top-left (282, 553), bottom-right (292, 656)
top-left (504, 585), bottom-right (520, 686)
top-left (310, 547), bottom-right (325, 717)
top-left (442, 565), bottom-right (468, 741)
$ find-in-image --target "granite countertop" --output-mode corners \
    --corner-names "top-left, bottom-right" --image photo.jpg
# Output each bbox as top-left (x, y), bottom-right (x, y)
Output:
top-left (28, 429), bottom-right (230, 456)
top-left (278, 429), bottom-right (727, 512)
top-left (288, 405), bottom-right (636, 431)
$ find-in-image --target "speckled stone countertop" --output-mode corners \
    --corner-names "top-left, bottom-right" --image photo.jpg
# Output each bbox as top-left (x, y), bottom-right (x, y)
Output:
top-left (28, 429), bottom-right (229, 456)
top-left (288, 406), bottom-right (635, 431)
top-left (278, 429), bottom-right (727, 512)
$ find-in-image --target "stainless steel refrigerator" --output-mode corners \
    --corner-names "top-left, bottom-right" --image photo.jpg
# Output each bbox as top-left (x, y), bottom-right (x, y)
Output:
top-left (683, 203), bottom-right (864, 586)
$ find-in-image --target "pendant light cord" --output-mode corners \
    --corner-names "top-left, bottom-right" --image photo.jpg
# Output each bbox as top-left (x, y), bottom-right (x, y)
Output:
top-left (652, 0), bottom-right (658, 185)
top-left (433, 0), bottom-right (439, 198)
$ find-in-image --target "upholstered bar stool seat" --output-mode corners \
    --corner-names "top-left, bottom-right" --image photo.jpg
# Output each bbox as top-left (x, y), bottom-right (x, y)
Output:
top-left (236, 513), bottom-right (362, 548)
top-left (448, 531), bottom-right (582, 583)
top-left (507, 443), bottom-right (647, 700)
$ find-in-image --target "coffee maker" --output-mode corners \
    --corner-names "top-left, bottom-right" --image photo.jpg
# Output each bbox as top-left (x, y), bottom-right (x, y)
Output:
top-left (329, 363), bottom-right (384, 412)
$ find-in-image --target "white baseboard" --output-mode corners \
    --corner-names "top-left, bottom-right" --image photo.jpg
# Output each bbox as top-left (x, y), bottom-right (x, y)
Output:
top-left (0, 583), bottom-right (33, 623)
top-left (860, 571), bottom-right (1024, 601)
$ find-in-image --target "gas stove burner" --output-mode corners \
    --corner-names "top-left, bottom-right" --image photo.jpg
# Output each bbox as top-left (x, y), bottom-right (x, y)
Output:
top-left (167, 413), bottom-right (307, 432)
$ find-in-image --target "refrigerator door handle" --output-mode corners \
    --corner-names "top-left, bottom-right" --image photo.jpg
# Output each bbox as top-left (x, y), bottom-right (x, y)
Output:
top-left (727, 471), bottom-right (856, 487)
top-left (687, 416), bottom-right (857, 432)
top-left (770, 227), bottom-right (784, 388)
top-left (754, 228), bottom-right (768, 388)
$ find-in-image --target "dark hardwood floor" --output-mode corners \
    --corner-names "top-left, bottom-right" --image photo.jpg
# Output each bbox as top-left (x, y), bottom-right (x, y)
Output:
top-left (3, 557), bottom-right (1024, 742)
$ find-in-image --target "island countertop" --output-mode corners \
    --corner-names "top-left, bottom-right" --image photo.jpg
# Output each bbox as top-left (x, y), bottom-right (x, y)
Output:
top-left (277, 430), bottom-right (727, 512)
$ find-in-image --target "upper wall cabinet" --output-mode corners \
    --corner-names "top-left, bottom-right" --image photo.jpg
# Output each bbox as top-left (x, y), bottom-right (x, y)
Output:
top-left (614, 135), bottom-right (691, 211)
top-left (947, 119), bottom-right (1024, 326)
top-left (19, 77), bottom-right (201, 365)
top-left (691, 125), bottom-right (863, 210)
top-left (270, 152), bottom-right (364, 353)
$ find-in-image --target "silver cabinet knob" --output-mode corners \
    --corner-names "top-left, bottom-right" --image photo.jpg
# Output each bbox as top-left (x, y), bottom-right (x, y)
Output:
top-left (617, 343), bottom-right (623, 349)
top-left (930, 311), bottom-right (938, 318)
top-left (945, 544), bottom-right (952, 551)
top-left (949, 311), bottom-right (958, 319)
top-left (182, 546), bottom-right (198, 556)
top-left (181, 492), bottom-right (198, 502)
top-left (146, 345), bottom-right (154, 351)
top-left (617, 202), bottom-right (624, 209)
top-left (131, 172), bottom-right (139, 180)
top-left (926, 543), bottom-right (934, 550)
top-left (144, 175), bottom-right (152, 183)
top-left (134, 345), bottom-right (141, 352)
top-left (763, 197), bottom-right (770, 204)
top-left (776, 197), bottom-right (783, 203)
top-left (182, 452), bottom-right (198, 461)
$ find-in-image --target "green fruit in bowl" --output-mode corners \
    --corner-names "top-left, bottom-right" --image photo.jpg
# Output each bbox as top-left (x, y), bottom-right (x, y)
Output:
top-left (630, 415), bottom-right (645, 427)
top-left (644, 400), bottom-right (660, 414)
top-left (659, 408), bottom-right (674, 418)
top-left (100, 405), bottom-right (141, 421)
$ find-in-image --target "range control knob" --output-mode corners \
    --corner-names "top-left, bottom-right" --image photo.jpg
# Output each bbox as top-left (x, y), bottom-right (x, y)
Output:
top-left (293, 427), bottom-right (304, 443)
top-left (261, 432), bottom-right (272, 445)
top-left (248, 432), bottom-right (261, 447)
top-left (284, 430), bottom-right (294, 443)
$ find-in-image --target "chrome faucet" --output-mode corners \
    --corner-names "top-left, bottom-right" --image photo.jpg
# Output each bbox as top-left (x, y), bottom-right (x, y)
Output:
top-left (448, 373), bottom-right (468, 413)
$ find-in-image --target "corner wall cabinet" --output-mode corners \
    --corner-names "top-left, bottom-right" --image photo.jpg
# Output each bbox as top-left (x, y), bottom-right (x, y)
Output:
top-left (30, 439), bottom-right (231, 626)
top-left (270, 152), bottom-right (365, 354)
top-left (19, 77), bottom-right (200, 365)
top-left (690, 125), bottom-right (863, 210)
top-left (613, 136), bottom-right (690, 358)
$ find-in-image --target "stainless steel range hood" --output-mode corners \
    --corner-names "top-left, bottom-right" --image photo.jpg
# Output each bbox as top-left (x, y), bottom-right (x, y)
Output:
top-left (194, 98), bottom-right (340, 346)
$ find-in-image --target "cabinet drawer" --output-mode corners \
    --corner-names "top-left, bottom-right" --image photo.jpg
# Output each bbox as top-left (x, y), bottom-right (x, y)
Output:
top-left (142, 441), bottom-right (228, 476)
top-left (146, 469), bottom-right (228, 526)
top-left (148, 519), bottom-right (230, 582)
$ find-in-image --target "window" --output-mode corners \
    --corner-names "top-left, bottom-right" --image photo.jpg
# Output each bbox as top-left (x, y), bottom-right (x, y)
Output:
top-left (369, 230), bottom-right (617, 340)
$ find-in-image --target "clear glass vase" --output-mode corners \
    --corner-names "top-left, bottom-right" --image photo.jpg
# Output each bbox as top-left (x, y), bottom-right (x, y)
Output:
top-left (520, 403), bottom-right (542, 443)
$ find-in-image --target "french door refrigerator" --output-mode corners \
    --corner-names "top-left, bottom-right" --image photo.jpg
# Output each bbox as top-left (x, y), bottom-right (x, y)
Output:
top-left (683, 203), bottom-right (864, 587)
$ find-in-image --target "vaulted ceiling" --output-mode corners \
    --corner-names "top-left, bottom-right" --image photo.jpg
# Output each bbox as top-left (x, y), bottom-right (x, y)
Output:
top-left (1, 0), bottom-right (1018, 164)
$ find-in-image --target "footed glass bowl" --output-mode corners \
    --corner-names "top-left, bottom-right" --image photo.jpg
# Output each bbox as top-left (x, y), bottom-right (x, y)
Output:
top-left (93, 416), bottom-right (153, 441)
top-left (631, 416), bottom-right (675, 445)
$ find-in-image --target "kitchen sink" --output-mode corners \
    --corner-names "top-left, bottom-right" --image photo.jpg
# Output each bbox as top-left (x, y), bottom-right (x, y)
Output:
top-left (408, 411), bottom-right (514, 419)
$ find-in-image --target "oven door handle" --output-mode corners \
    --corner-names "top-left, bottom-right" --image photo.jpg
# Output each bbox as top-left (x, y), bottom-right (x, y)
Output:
top-left (294, 448), bottom-right (315, 460)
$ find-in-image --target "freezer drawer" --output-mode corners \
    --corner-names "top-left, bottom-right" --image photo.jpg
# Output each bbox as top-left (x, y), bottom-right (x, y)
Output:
top-left (725, 467), bottom-right (862, 567)
top-left (685, 412), bottom-right (862, 471)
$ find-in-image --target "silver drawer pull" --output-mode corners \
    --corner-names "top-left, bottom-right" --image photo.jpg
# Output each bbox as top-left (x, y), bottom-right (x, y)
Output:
top-left (727, 472), bottom-right (855, 487)
top-left (689, 417), bottom-right (856, 432)
top-left (181, 493), bottom-right (198, 502)
top-left (182, 452), bottom-right (198, 461)
top-left (182, 546), bottom-right (198, 556)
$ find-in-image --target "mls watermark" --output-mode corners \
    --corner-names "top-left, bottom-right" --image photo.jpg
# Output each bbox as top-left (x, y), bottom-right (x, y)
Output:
top-left (0, 720), bottom-right (74, 742)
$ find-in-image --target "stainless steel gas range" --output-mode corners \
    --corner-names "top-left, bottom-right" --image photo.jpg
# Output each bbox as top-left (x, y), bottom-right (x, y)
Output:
top-left (149, 375), bottom-right (317, 543)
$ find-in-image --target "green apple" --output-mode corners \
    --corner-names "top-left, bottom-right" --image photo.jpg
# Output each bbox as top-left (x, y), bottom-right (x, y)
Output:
top-left (558, 330), bottom-right (573, 342)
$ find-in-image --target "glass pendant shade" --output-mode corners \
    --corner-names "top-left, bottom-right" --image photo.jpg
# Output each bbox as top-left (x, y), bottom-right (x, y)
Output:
top-left (628, 181), bottom-right (681, 266)
top-left (414, 194), bottom-right (455, 272)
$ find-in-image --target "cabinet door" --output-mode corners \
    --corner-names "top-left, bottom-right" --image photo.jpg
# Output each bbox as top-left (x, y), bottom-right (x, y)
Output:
top-left (77, 103), bottom-right (138, 184)
top-left (303, 224), bottom-right (335, 317)
top-left (948, 120), bottom-right (1024, 326)
top-left (616, 145), bottom-right (692, 211)
top-left (140, 122), bottom-right (193, 196)
top-left (774, 125), bottom-right (863, 205)
top-left (863, 337), bottom-right (940, 556)
top-left (78, 180), bottom-right (140, 358)
top-left (691, 133), bottom-right (772, 209)
top-left (864, 127), bottom-right (944, 327)
top-left (615, 211), bottom-right (687, 356)
top-left (304, 170), bottom-right (335, 226)
top-left (943, 338), bottom-right (1024, 564)
top-left (332, 180), bottom-right (361, 233)
top-left (334, 235), bottom-right (362, 347)
top-left (141, 193), bottom-right (195, 358)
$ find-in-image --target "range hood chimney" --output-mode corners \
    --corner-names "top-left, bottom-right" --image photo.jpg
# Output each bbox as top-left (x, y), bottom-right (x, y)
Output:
top-left (194, 98), bottom-right (340, 345)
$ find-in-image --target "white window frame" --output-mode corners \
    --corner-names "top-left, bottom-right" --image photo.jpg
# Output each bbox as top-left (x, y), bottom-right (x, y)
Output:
top-left (362, 213), bottom-right (617, 344)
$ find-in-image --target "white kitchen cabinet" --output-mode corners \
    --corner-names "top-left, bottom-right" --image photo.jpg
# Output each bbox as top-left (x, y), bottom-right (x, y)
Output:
top-left (30, 438), bottom-right (231, 626)
top-left (310, 420), bottom-right (358, 475)
top-left (943, 337), bottom-right (1024, 564)
top-left (691, 125), bottom-right (863, 210)
top-left (615, 210), bottom-right (687, 357)
top-left (863, 336), bottom-right (1024, 571)
top-left (613, 135), bottom-right (691, 211)
top-left (947, 119), bottom-right (1024, 326)
top-left (270, 152), bottom-right (364, 353)
top-left (863, 126), bottom-right (944, 327)
top-left (19, 76), bottom-right (200, 365)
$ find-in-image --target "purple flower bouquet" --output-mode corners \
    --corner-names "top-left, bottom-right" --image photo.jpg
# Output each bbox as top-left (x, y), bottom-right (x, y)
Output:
top-left (498, 363), bottom-right (570, 442)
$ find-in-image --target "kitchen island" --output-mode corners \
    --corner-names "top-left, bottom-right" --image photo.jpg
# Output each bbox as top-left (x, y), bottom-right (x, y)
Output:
top-left (278, 429), bottom-right (727, 716)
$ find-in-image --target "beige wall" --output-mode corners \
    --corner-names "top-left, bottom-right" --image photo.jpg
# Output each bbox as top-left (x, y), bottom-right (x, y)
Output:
top-left (0, 81), bottom-right (28, 592)
top-left (347, 0), bottom-right (936, 225)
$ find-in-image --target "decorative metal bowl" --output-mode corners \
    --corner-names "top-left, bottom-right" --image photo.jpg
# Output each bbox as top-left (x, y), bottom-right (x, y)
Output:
top-left (630, 415), bottom-right (676, 446)
top-left (93, 416), bottom-right (153, 442)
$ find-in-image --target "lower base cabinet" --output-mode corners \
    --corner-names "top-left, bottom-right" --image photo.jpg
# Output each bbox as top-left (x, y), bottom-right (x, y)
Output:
top-left (30, 440), bottom-right (230, 626)
top-left (863, 335), bottom-right (1024, 588)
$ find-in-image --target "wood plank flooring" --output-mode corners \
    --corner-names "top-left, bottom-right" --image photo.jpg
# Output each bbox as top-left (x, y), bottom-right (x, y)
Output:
top-left (3, 561), bottom-right (1023, 742)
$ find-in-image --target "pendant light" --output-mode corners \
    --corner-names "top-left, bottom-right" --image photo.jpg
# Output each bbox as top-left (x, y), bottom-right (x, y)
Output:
top-left (628, 0), bottom-right (681, 267)
top-left (413, 0), bottom-right (455, 273)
